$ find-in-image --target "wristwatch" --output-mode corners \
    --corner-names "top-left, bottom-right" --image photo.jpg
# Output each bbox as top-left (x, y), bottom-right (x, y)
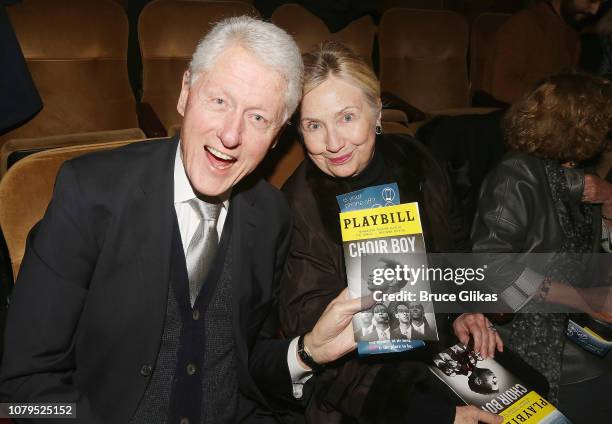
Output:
top-left (297, 334), bottom-right (325, 373)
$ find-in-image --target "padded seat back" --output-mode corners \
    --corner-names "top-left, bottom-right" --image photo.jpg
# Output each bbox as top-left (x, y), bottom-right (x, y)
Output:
top-left (139, 0), bottom-right (258, 132)
top-left (379, 8), bottom-right (470, 112)
top-left (0, 139), bottom-right (144, 279)
top-left (271, 4), bottom-right (376, 65)
top-left (0, 128), bottom-right (146, 176)
top-left (469, 12), bottom-right (510, 95)
top-left (2, 0), bottom-right (137, 147)
top-left (376, 0), bottom-right (443, 12)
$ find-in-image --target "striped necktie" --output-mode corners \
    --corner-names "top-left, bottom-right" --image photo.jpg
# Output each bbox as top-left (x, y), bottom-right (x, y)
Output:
top-left (185, 198), bottom-right (222, 306)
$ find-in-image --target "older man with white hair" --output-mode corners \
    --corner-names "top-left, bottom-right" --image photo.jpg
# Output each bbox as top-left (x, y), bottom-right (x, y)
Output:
top-left (0, 17), bottom-right (362, 424)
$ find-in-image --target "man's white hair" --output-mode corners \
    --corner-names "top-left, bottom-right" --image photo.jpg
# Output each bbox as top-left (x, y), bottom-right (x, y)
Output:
top-left (189, 15), bottom-right (303, 122)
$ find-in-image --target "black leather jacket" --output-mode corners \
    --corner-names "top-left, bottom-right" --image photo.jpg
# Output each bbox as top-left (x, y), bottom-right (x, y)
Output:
top-left (471, 151), bottom-right (601, 311)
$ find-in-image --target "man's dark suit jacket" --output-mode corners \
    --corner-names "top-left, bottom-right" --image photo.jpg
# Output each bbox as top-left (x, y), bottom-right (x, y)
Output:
top-left (0, 138), bottom-right (294, 423)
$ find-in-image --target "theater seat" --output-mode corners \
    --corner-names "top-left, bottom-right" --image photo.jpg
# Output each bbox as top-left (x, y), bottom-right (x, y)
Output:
top-left (2, 0), bottom-right (139, 149)
top-left (376, 0), bottom-right (444, 12)
top-left (265, 137), bottom-right (305, 189)
top-left (469, 12), bottom-right (510, 100)
top-left (271, 3), bottom-right (376, 65)
top-left (379, 8), bottom-right (471, 114)
top-left (0, 139), bottom-right (145, 280)
top-left (139, 0), bottom-right (258, 133)
top-left (0, 128), bottom-right (145, 176)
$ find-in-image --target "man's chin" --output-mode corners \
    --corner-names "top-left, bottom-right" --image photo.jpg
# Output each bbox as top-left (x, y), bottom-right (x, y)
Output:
top-left (191, 179), bottom-right (231, 199)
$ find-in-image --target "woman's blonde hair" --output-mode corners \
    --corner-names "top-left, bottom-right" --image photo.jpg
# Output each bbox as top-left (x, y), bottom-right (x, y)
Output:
top-left (301, 41), bottom-right (381, 114)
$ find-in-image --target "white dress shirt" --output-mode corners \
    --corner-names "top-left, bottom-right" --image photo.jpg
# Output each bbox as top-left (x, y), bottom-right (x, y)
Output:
top-left (398, 324), bottom-right (412, 338)
top-left (361, 324), bottom-right (374, 337)
top-left (375, 326), bottom-right (391, 341)
top-left (173, 143), bottom-right (310, 397)
top-left (411, 321), bottom-right (425, 337)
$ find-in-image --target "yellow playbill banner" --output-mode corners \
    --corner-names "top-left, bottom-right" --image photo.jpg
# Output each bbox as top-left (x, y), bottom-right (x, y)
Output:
top-left (339, 202), bottom-right (422, 242)
top-left (499, 391), bottom-right (558, 423)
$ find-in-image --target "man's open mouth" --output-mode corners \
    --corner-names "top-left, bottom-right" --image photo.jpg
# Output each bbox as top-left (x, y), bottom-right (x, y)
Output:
top-left (205, 146), bottom-right (237, 169)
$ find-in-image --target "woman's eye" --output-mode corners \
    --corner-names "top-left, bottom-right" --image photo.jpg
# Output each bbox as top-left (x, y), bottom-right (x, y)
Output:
top-left (308, 122), bottom-right (320, 130)
top-left (343, 114), bottom-right (353, 122)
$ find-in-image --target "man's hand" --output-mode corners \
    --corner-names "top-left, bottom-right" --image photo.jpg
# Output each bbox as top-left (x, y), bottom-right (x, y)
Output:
top-left (302, 288), bottom-right (372, 365)
top-left (453, 313), bottom-right (503, 359)
top-left (454, 406), bottom-right (503, 424)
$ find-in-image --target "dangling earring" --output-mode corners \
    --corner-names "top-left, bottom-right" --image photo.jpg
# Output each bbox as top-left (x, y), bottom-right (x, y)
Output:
top-left (375, 125), bottom-right (382, 135)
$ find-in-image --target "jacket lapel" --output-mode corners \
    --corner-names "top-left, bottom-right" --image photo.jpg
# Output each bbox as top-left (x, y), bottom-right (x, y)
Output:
top-left (230, 184), bottom-right (261, 359)
top-left (131, 138), bottom-right (178, 360)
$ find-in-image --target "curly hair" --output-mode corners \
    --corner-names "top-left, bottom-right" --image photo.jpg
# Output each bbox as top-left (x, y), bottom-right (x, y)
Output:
top-left (503, 72), bottom-right (612, 163)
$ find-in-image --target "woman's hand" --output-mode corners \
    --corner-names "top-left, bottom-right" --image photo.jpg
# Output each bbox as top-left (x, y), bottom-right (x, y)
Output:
top-left (454, 406), bottom-right (503, 424)
top-left (575, 286), bottom-right (612, 323)
top-left (582, 175), bottom-right (612, 207)
top-left (547, 283), bottom-right (612, 323)
top-left (453, 313), bottom-right (503, 359)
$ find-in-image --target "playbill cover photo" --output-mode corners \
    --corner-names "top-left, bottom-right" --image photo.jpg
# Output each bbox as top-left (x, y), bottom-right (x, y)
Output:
top-left (337, 183), bottom-right (438, 356)
top-left (430, 342), bottom-right (572, 424)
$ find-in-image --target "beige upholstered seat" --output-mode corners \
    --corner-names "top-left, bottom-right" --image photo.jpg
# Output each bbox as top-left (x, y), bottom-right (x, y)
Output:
top-left (139, 0), bottom-right (258, 132)
top-left (469, 12), bottom-right (510, 97)
top-left (0, 139), bottom-right (146, 280)
top-left (265, 137), bottom-right (305, 189)
top-left (379, 8), bottom-right (470, 113)
top-left (2, 0), bottom-right (138, 149)
top-left (446, 0), bottom-right (527, 23)
top-left (0, 128), bottom-right (145, 176)
top-left (271, 3), bottom-right (376, 65)
top-left (376, 0), bottom-right (443, 13)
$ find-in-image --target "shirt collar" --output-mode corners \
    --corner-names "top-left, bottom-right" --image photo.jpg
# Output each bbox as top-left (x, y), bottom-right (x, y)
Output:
top-left (174, 140), bottom-right (230, 208)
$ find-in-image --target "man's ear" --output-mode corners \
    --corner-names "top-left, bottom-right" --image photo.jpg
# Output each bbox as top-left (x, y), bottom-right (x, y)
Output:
top-left (177, 71), bottom-right (191, 117)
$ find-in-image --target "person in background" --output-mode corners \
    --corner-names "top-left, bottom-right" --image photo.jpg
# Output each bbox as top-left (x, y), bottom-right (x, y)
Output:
top-left (472, 72), bottom-right (612, 423)
top-left (280, 40), bottom-right (503, 424)
top-left (0, 0), bottom-right (42, 357)
top-left (581, 3), bottom-right (612, 78)
top-left (482, 0), bottom-right (604, 105)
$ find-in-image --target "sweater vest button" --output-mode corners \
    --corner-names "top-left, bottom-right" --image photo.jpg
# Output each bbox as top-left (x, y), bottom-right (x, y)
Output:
top-left (140, 364), bottom-right (153, 376)
top-left (192, 308), bottom-right (200, 321)
top-left (186, 363), bottom-right (197, 375)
